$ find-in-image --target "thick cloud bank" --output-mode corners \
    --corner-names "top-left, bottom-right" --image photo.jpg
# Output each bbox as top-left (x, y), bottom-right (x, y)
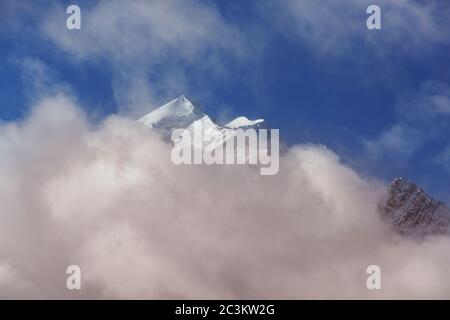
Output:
top-left (1, 95), bottom-right (450, 299)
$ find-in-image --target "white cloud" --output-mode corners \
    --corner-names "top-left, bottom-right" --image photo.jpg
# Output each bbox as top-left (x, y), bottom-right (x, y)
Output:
top-left (2, 0), bottom-right (450, 299)
top-left (365, 81), bottom-right (450, 160)
top-left (11, 57), bottom-right (72, 101)
top-left (364, 123), bottom-right (423, 159)
top-left (43, 0), bottom-right (245, 62)
top-left (263, 0), bottom-right (449, 56)
top-left (3, 94), bottom-right (450, 298)
top-left (435, 146), bottom-right (450, 173)
top-left (41, 0), bottom-right (250, 116)
top-left (396, 82), bottom-right (450, 122)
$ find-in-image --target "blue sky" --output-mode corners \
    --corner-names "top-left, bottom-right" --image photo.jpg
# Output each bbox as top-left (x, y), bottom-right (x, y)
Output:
top-left (1, 0), bottom-right (450, 200)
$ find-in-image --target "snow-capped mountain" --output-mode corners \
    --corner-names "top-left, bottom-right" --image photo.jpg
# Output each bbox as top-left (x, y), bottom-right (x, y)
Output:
top-left (139, 94), bottom-right (267, 132)
top-left (138, 95), bottom-right (271, 161)
top-left (383, 177), bottom-right (450, 237)
top-left (139, 96), bottom-right (450, 236)
top-left (138, 95), bottom-right (207, 141)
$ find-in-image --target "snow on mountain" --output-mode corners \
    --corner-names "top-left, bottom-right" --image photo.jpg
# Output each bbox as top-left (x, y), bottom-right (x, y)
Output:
top-left (138, 95), bottom-right (270, 160)
top-left (226, 116), bottom-right (264, 129)
top-left (383, 177), bottom-right (450, 237)
top-left (138, 95), bottom-right (206, 139)
top-left (138, 95), bottom-right (267, 132)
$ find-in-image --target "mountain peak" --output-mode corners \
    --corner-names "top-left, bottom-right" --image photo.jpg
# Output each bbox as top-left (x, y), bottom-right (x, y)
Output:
top-left (137, 95), bottom-right (276, 164)
top-left (173, 94), bottom-right (194, 107)
top-left (383, 177), bottom-right (450, 237)
top-left (176, 94), bottom-right (189, 102)
top-left (138, 95), bottom-right (204, 129)
top-left (389, 177), bottom-right (418, 193)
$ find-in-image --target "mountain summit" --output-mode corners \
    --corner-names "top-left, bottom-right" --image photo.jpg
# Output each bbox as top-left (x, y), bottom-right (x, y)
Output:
top-left (138, 95), bottom-right (273, 165)
top-left (138, 95), bottom-right (267, 134)
top-left (383, 177), bottom-right (450, 237)
top-left (138, 95), bottom-right (206, 138)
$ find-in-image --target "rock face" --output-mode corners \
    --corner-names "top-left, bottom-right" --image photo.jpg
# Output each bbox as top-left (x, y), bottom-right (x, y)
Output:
top-left (383, 177), bottom-right (450, 237)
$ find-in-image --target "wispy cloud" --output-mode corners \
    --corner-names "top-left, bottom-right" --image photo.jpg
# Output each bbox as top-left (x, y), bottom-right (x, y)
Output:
top-left (365, 123), bottom-right (423, 159)
top-left (435, 146), bottom-right (450, 174)
top-left (40, 0), bottom-right (251, 116)
top-left (262, 0), bottom-right (450, 57)
top-left (364, 81), bottom-right (450, 161)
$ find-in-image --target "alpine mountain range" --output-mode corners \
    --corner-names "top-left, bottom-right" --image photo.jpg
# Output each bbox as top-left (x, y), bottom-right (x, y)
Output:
top-left (139, 95), bottom-right (450, 238)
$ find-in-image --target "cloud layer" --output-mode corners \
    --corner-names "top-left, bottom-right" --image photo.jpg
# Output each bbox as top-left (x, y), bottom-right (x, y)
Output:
top-left (2, 95), bottom-right (450, 298)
